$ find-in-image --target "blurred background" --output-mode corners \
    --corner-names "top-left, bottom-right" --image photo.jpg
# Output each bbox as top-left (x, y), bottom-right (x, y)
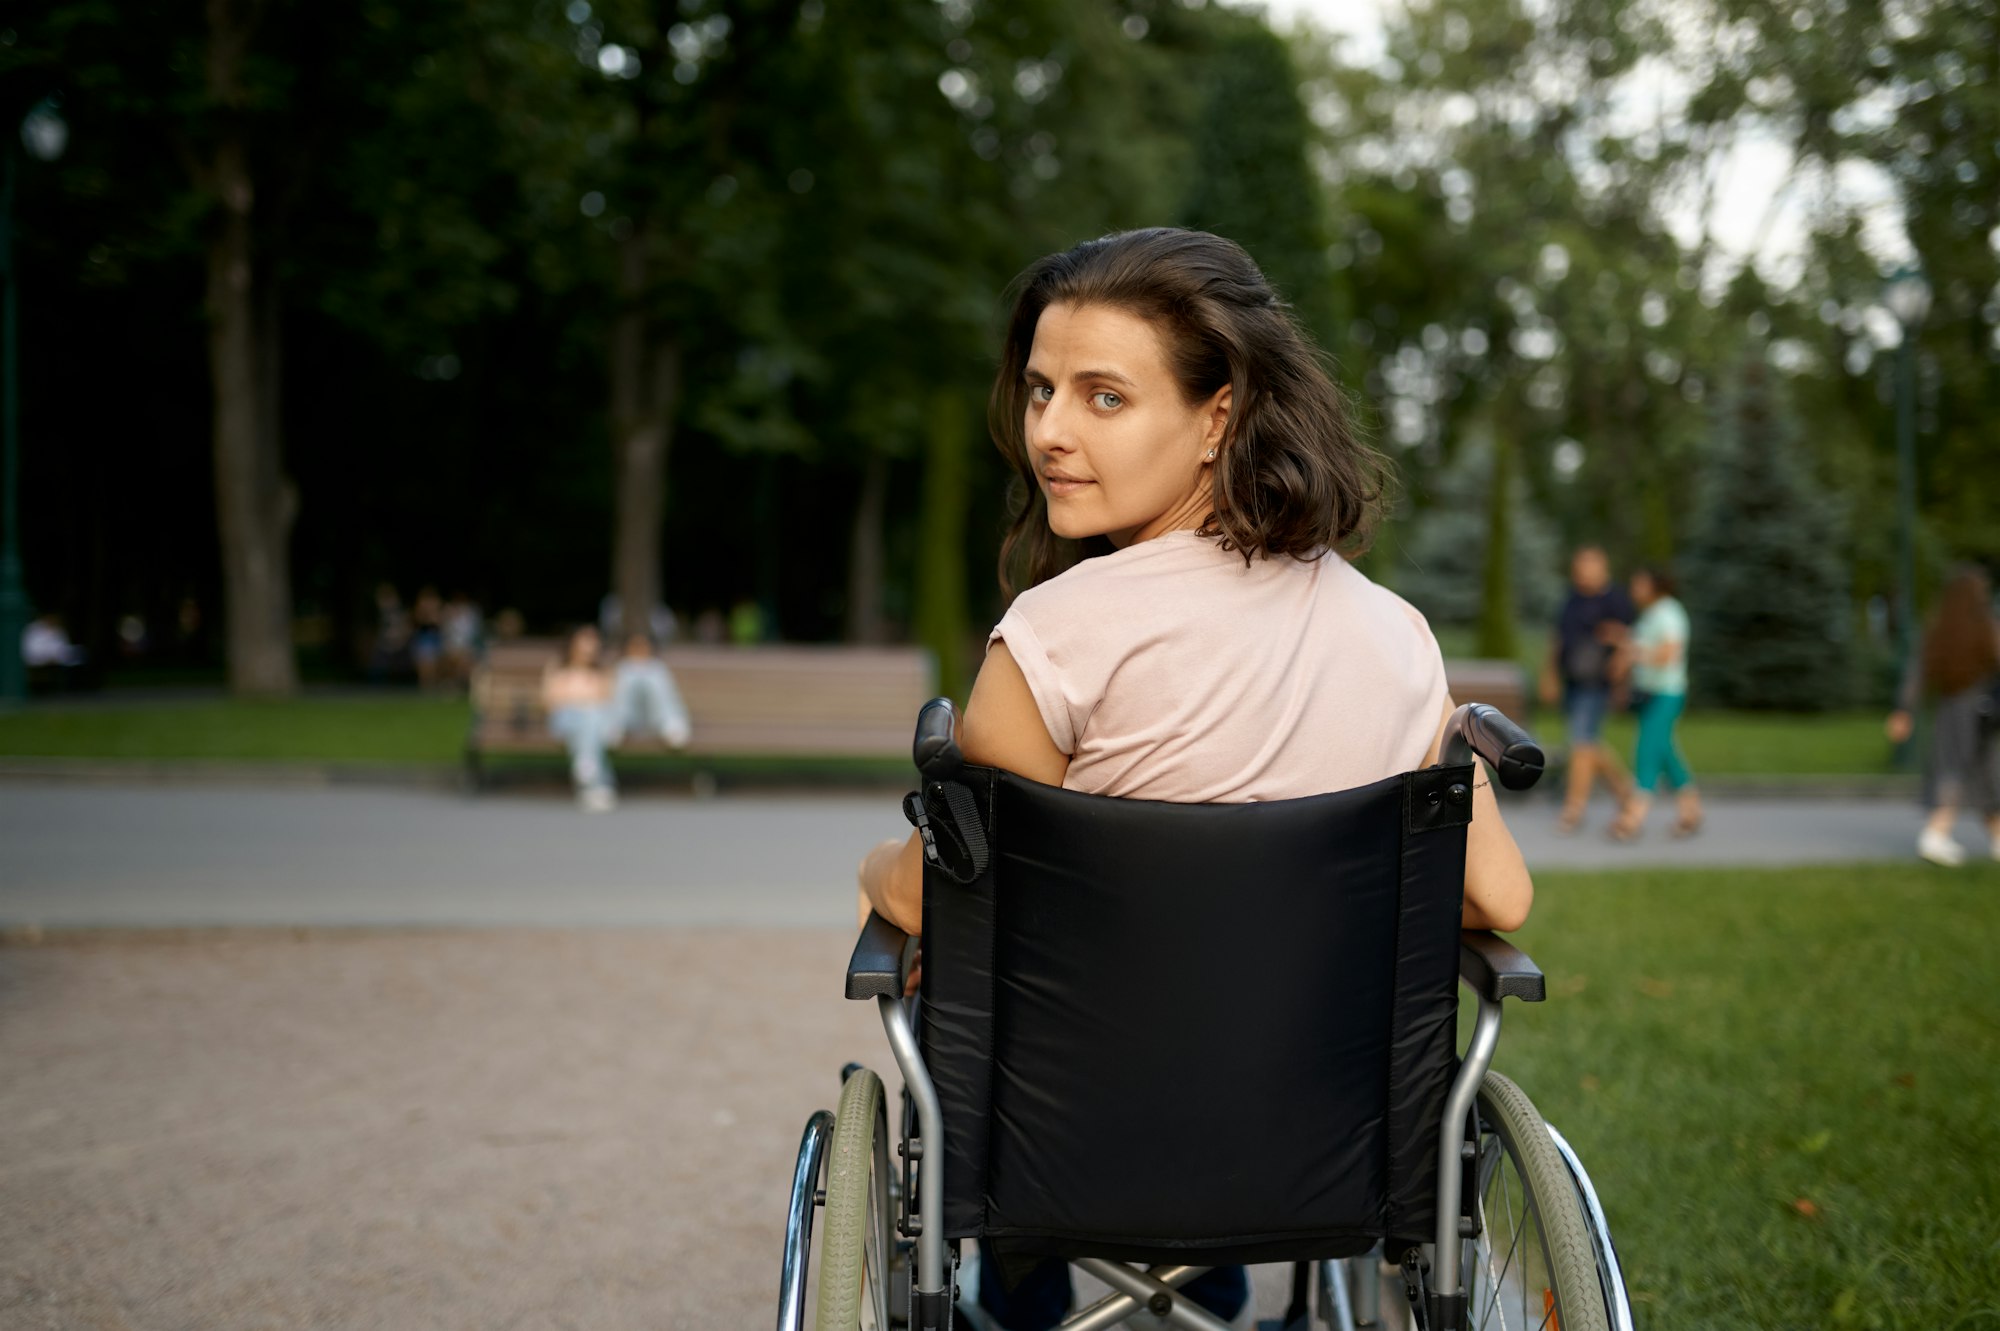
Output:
top-left (3, 5), bottom-right (1999, 1328)
top-left (0, 0), bottom-right (1991, 717)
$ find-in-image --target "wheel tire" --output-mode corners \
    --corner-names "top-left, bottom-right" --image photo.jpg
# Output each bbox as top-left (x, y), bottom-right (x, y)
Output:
top-left (815, 1067), bottom-right (891, 1331)
top-left (1465, 1072), bottom-right (1612, 1331)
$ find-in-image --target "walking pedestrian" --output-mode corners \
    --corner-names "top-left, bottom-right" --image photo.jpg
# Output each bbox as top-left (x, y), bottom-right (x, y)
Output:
top-left (1609, 566), bottom-right (1702, 840)
top-left (1539, 545), bottom-right (1636, 834)
top-left (1886, 565), bottom-right (2000, 865)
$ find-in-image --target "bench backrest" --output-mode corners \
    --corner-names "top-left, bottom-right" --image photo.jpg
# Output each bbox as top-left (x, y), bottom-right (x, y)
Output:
top-left (470, 639), bottom-right (936, 757)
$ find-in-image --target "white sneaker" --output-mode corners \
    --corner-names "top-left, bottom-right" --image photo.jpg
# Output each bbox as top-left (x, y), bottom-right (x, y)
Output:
top-left (579, 785), bottom-right (617, 813)
top-left (1918, 828), bottom-right (1965, 867)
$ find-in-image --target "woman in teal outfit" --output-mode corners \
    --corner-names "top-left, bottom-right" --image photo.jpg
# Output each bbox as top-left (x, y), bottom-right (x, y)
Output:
top-left (1611, 566), bottom-right (1704, 839)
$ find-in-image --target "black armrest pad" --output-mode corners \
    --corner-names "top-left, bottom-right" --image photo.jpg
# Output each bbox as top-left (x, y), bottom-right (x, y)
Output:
top-left (845, 911), bottom-right (915, 1000)
top-left (1459, 930), bottom-right (1546, 1003)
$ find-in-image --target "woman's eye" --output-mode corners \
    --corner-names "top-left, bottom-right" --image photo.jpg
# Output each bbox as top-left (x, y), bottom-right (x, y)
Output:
top-left (1028, 384), bottom-right (1053, 404)
top-left (1091, 391), bottom-right (1123, 410)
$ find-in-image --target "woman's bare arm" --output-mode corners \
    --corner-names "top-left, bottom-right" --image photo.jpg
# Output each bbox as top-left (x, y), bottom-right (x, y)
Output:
top-left (1423, 696), bottom-right (1534, 932)
top-left (857, 642), bottom-right (1068, 935)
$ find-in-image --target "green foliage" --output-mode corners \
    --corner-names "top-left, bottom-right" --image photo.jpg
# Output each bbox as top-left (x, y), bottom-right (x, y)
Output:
top-left (1682, 357), bottom-right (1855, 710)
top-left (1175, 9), bottom-right (1335, 340)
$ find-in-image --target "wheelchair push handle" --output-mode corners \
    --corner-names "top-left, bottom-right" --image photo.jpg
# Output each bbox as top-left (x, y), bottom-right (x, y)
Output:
top-left (1442, 702), bottom-right (1545, 791)
top-left (913, 695), bottom-right (964, 780)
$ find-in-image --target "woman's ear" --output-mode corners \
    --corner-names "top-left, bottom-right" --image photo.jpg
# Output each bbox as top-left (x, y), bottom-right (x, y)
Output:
top-left (1203, 384), bottom-right (1233, 452)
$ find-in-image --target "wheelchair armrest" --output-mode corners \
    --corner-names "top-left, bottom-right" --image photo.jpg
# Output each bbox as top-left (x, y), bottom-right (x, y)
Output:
top-left (846, 911), bottom-right (915, 1000)
top-left (1459, 930), bottom-right (1546, 1003)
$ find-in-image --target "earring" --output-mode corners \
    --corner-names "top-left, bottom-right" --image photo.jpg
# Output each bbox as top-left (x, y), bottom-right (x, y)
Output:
top-left (1205, 447), bottom-right (1217, 461)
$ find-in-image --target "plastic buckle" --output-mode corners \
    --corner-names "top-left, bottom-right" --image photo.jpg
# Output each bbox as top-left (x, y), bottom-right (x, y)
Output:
top-left (902, 790), bottom-right (941, 866)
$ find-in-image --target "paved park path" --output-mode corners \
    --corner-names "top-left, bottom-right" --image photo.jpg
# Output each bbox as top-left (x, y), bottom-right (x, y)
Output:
top-left (0, 782), bottom-right (1934, 929)
top-left (0, 781), bottom-right (1946, 1330)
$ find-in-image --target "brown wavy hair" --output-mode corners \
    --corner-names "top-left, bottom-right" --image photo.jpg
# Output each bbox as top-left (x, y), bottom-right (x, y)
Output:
top-left (1922, 565), bottom-right (1999, 696)
top-left (989, 228), bottom-right (1389, 597)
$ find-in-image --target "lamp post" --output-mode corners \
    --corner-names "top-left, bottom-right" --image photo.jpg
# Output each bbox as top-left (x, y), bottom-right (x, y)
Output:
top-left (0, 98), bottom-right (68, 705)
top-left (1884, 265), bottom-right (1930, 764)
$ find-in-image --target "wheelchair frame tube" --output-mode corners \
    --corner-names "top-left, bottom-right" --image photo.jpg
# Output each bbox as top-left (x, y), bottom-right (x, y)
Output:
top-left (1061, 1266), bottom-right (1206, 1331)
top-left (1431, 991), bottom-right (1503, 1323)
top-left (1073, 1259), bottom-right (1237, 1331)
top-left (879, 995), bottom-right (948, 1322)
top-left (776, 1109), bottom-right (835, 1331)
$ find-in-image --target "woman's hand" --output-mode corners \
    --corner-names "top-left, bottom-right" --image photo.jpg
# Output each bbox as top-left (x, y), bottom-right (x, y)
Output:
top-left (1886, 710), bottom-right (1913, 744)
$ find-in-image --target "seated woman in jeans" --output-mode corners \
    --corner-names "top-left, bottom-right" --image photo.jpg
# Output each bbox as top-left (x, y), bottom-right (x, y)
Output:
top-left (544, 626), bottom-right (618, 812)
top-left (854, 229), bottom-right (1535, 1331)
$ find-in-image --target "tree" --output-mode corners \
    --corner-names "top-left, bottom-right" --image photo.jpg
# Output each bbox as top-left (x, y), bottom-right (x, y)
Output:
top-left (1682, 355), bottom-right (1853, 710)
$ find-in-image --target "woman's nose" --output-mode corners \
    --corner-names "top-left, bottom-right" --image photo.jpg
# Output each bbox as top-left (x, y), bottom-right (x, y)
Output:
top-left (1030, 393), bottom-right (1077, 455)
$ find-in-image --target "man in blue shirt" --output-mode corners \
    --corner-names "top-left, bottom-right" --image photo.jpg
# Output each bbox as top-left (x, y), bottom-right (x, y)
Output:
top-left (1540, 545), bottom-right (1635, 834)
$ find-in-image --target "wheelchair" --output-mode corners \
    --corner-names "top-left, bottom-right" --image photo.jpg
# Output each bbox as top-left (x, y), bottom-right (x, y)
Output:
top-left (779, 699), bottom-right (1631, 1331)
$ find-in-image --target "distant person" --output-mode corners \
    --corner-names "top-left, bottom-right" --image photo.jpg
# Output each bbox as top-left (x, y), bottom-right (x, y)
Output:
top-left (1539, 545), bottom-right (1635, 834)
top-left (608, 634), bottom-right (692, 749)
top-left (410, 586), bottom-right (445, 690)
top-left (369, 583), bottom-right (411, 681)
top-left (598, 592), bottom-right (677, 645)
top-left (1886, 565), bottom-right (2000, 865)
top-left (543, 625), bottom-right (618, 813)
top-left (1609, 566), bottom-right (1702, 840)
top-left (440, 592), bottom-right (483, 685)
top-left (21, 613), bottom-right (85, 668)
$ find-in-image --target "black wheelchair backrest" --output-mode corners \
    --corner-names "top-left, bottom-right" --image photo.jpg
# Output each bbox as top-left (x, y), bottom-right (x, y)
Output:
top-left (918, 759), bottom-right (1475, 1267)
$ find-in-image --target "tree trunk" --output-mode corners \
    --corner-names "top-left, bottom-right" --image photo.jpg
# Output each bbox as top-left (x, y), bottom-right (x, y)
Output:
top-left (205, 0), bottom-right (297, 696)
top-left (914, 391), bottom-right (971, 699)
top-left (608, 227), bottom-right (680, 642)
top-left (846, 450), bottom-right (889, 643)
top-left (1476, 422), bottom-right (1517, 661)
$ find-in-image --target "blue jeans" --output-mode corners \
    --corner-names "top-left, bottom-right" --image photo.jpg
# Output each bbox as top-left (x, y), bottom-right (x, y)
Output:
top-left (975, 1242), bottom-right (1247, 1331)
top-left (1633, 692), bottom-right (1692, 792)
top-left (610, 661), bottom-right (691, 746)
top-left (548, 704), bottom-right (616, 791)
top-left (1564, 683), bottom-right (1611, 745)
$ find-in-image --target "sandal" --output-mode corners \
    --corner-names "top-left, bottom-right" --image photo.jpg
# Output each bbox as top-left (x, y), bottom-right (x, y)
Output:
top-left (1671, 811), bottom-right (1704, 839)
top-left (1607, 800), bottom-right (1647, 842)
top-left (1555, 808), bottom-right (1585, 837)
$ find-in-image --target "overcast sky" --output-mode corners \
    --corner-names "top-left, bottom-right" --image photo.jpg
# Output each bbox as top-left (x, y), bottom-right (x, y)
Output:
top-left (1230, 0), bottom-right (1913, 291)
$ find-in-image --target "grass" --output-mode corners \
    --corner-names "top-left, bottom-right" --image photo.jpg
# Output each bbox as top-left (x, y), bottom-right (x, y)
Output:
top-left (0, 694), bottom-right (1901, 776)
top-left (0, 695), bottom-right (471, 764)
top-left (1533, 709), bottom-right (1898, 778)
top-left (1491, 863), bottom-right (2000, 1329)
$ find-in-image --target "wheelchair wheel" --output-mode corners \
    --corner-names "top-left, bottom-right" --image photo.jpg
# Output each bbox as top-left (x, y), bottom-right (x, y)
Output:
top-left (1463, 1072), bottom-right (1610, 1331)
top-left (815, 1067), bottom-right (895, 1331)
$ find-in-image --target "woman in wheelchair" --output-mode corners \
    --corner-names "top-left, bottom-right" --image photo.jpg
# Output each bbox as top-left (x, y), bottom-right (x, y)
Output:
top-left (851, 231), bottom-right (1533, 1330)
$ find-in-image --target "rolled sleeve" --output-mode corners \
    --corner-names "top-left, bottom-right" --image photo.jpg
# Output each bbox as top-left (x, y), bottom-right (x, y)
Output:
top-left (988, 607), bottom-right (1076, 755)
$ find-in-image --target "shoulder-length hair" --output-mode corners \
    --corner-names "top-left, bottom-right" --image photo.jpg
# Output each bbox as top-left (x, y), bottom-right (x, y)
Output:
top-left (1922, 564), bottom-right (1999, 696)
top-left (989, 228), bottom-right (1389, 597)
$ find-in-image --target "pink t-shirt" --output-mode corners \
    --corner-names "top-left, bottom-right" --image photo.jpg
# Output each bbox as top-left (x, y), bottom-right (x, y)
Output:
top-left (988, 530), bottom-right (1448, 804)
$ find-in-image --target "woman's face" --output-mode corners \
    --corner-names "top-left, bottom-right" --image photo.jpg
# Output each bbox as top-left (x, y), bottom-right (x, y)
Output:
top-left (1023, 302), bottom-right (1230, 547)
top-left (568, 627), bottom-right (601, 665)
top-left (1630, 571), bottom-right (1656, 607)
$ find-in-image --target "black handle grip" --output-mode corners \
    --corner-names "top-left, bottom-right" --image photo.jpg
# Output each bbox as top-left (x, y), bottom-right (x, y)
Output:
top-left (913, 696), bottom-right (962, 779)
top-left (1448, 703), bottom-right (1545, 791)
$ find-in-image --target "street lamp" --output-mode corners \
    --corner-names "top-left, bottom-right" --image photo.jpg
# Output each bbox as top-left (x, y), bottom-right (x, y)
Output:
top-left (1884, 265), bottom-right (1930, 765)
top-left (1, 97), bottom-right (68, 705)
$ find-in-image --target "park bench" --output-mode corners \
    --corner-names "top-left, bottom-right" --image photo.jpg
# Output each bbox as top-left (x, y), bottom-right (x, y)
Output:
top-left (464, 639), bottom-right (937, 788)
top-left (1441, 658), bottom-right (1530, 727)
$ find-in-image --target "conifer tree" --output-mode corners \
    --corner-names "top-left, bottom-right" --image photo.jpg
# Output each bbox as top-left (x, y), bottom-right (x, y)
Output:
top-left (1682, 357), bottom-right (1854, 710)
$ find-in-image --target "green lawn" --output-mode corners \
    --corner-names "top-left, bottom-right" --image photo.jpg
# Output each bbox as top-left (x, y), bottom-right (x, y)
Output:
top-left (1494, 864), bottom-right (2000, 1329)
top-left (0, 695), bottom-right (471, 763)
top-left (1534, 709), bottom-right (1898, 778)
top-left (0, 695), bottom-right (1901, 776)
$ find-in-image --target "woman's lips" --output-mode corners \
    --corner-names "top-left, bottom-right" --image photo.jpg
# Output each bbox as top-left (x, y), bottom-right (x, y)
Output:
top-left (1042, 472), bottom-right (1093, 498)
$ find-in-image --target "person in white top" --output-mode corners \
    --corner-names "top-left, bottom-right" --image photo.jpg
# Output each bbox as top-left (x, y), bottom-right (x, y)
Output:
top-left (859, 228), bottom-right (1532, 937)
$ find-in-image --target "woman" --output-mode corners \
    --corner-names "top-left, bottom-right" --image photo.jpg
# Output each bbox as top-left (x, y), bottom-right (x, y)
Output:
top-left (1887, 565), bottom-right (2000, 865)
top-left (855, 229), bottom-right (1533, 1331)
top-left (1609, 566), bottom-right (1702, 840)
top-left (543, 625), bottom-right (618, 812)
